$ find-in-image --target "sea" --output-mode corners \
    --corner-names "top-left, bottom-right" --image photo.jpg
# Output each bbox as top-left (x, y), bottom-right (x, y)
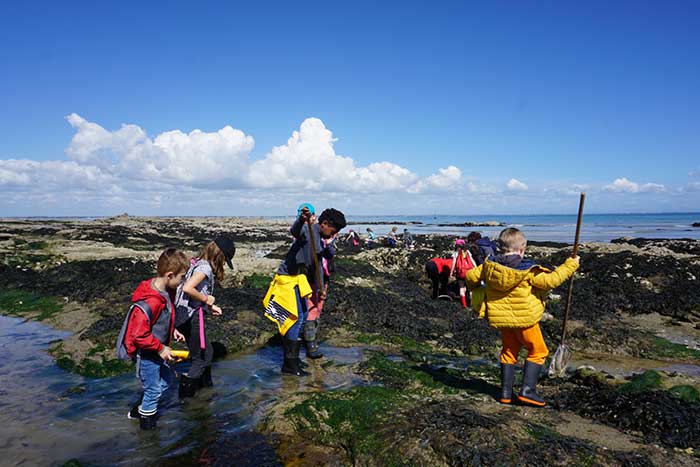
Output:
top-left (14, 212), bottom-right (700, 243)
top-left (343, 212), bottom-right (700, 243)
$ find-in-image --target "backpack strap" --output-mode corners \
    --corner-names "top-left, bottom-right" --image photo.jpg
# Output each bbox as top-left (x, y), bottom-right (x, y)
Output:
top-left (133, 300), bottom-right (153, 322)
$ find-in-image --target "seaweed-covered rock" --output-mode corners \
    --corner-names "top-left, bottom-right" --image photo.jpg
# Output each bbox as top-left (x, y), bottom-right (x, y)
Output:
top-left (551, 371), bottom-right (700, 449)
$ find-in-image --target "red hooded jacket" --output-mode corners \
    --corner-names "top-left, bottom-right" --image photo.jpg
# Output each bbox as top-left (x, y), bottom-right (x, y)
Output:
top-left (124, 279), bottom-right (175, 355)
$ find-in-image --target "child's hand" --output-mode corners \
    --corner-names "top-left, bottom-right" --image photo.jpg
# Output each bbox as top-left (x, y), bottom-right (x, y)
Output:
top-left (159, 345), bottom-right (175, 362)
top-left (206, 295), bottom-right (216, 306)
top-left (173, 329), bottom-right (185, 343)
top-left (211, 305), bottom-right (223, 316)
top-left (571, 255), bottom-right (580, 265)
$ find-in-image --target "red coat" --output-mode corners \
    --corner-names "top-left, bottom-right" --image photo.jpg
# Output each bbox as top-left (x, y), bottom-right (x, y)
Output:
top-left (431, 258), bottom-right (453, 274)
top-left (123, 279), bottom-right (175, 355)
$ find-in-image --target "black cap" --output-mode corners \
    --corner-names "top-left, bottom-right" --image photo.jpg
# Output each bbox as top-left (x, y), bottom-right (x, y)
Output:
top-left (214, 235), bottom-right (236, 269)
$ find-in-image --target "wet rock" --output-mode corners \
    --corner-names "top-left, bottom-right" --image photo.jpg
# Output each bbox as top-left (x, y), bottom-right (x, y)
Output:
top-left (551, 371), bottom-right (700, 449)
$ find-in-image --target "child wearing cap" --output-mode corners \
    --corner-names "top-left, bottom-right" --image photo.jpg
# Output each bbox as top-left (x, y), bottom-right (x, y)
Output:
top-left (174, 236), bottom-right (236, 398)
top-left (264, 206), bottom-right (346, 376)
top-left (450, 239), bottom-right (476, 309)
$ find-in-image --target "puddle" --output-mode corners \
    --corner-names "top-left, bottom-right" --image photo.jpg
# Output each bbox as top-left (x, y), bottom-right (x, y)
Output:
top-left (0, 315), bottom-right (366, 466)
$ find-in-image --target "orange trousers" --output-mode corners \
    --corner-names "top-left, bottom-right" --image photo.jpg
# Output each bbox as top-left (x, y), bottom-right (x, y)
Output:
top-left (499, 324), bottom-right (549, 365)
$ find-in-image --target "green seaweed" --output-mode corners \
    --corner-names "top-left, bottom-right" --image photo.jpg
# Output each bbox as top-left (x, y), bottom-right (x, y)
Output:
top-left (56, 355), bottom-right (133, 378)
top-left (0, 289), bottom-right (63, 320)
top-left (617, 370), bottom-right (663, 394)
top-left (670, 385), bottom-right (700, 403)
top-left (286, 386), bottom-right (403, 465)
top-left (362, 353), bottom-right (449, 392)
top-left (643, 336), bottom-right (700, 360)
top-left (242, 273), bottom-right (272, 289)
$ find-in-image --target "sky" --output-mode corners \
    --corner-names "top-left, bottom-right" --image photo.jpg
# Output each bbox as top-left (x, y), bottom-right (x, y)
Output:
top-left (1, 1), bottom-right (699, 216)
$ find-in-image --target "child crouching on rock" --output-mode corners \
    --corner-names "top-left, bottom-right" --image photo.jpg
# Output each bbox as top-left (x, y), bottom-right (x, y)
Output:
top-left (119, 247), bottom-right (189, 430)
top-left (175, 236), bottom-right (236, 398)
top-left (466, 227), bottom-right (579, 407)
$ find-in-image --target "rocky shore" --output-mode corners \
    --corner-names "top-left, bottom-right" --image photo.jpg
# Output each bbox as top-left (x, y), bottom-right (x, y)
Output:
top-left (1, 217), bottom-right (700, 466)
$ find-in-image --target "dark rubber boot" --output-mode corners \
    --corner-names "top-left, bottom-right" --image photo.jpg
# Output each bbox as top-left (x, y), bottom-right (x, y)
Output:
top-left (127, 394), bottom-right (143, 419)
top-left (179, 375), bottom-right (198, 399)
top-left (499, 363), bottom-right (516, 404)
top-left (281, 338), bottom-right (308, 376)
top-left (199, 366), bottom-right (213, 388)
top-left (139, 413), bottom-right (157, 430)
top-left (305, 340), bottom-right (323, 359)
top-left (304, 319), bottom-right (323, 359)
top-left (518, 360), bottom-right (546, 407)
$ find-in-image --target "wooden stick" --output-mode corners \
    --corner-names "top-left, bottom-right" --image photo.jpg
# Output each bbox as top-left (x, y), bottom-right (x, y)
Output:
top-left (306, 217), bottom-right (323, 295)
top-left (560, 192), bottom-right (585, 346)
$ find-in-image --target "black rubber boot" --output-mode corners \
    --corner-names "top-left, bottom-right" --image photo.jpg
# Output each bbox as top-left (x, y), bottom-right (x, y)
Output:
top-left (281, 337), bottom-right (308, 376)
top-left (499, 363), bottom-right (516, 404)
top-left (179, 374), bottom-right (199, 399)
top-left (304, 319), bottom-right (323, 359)
top-left (518, 360), bottom-right (546, 407)
top-left (305, 340), bottom-right (323, 359)
top-left (139, 413), bottom-right (157, 430)
top-left (199, 366), bottom-right (213, 388)
top-left (127, 394), bottom-right (143, 419)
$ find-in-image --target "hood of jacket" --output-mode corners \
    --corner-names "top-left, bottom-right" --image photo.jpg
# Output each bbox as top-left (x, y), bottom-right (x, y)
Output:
top-left (482, 255), bottom-right (539, 292)
top-left (131, 279), bottom-right (169, 305)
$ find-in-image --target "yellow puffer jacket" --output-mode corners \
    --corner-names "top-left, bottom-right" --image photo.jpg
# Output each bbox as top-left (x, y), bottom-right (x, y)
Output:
top-left (466, 257), bottom-right (579, 329)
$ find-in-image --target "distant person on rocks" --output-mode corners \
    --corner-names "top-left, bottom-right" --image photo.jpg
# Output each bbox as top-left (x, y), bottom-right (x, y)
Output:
top-left (450, 239), bottom-right (476, 309)
top-left (403, 228), bottom-right (414, 249)
top-left (365, 227), bottom-right (377, 249)
top-left (466, 227), bottom-right (579, 408)
top-left (385, 226), bottom-right (398, 247)
top-left (263, 206), bottom-right (346, 376)
top-left (471, 232), bottom-right (498, 265)
top-left (425, 257), bottom-right (453, 299)
top-left (119, 247), bottom-right (189, 430)
top-left (345, 229), bottom-right (361, 248)
top-left (175, 236), bottom-right (236, 399)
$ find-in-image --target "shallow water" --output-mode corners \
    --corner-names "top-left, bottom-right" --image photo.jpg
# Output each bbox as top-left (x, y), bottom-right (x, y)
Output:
top-left (0, 315), bottom-right (365, 466)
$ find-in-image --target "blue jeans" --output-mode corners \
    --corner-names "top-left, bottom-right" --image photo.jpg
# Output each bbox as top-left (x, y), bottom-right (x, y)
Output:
top-left (137, 352), bottom-right (174, 416)
top-left (285, 286), bottom-right (308, 341)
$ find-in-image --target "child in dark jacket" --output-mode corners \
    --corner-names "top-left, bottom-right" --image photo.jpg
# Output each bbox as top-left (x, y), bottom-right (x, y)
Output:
top-left (175, 236), bottom-right (236, 398)
top-left (264, 206), bottom-right (346, 376)
top-left (123, 247), bottom-right (189, 430)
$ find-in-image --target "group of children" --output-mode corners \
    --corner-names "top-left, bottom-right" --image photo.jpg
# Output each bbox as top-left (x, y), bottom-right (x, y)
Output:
top-left (346, 226), bottom-right (414, 249)
top-left (117, 236), bottom-right (236, 430)
top-left (116, 205), bottom-right (346, 430)
top-left (117, 207), bottom-right (577, 431)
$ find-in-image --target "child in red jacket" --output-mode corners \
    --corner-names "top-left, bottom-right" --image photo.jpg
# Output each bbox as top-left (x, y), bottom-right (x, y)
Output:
top-left (123, 247), bottom-right (189, 430)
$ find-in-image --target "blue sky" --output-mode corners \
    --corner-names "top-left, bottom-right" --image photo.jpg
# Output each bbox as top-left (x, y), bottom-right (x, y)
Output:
top-left (1, 1), bottom-right (699, 216)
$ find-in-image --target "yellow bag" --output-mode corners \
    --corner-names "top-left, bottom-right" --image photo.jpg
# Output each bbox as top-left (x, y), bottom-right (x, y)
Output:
top-left (471, 286), bottom-right (487, 319)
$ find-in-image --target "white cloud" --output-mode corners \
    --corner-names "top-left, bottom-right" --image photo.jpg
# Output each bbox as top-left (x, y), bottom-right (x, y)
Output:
top-left (506, 178), bottom-right (528, 191)
top-left (249, 118), bottom-right (425, 193)
top-left (65, 113), bottom-right (255, 186)
top-left (603, 177), bottom-right (665, 193)
top-left (0, 159), bottom-right (115, 191)
top-left (684, 181), bottom-right (700, 192)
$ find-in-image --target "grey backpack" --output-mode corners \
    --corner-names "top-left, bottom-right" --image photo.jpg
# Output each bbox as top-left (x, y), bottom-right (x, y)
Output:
top-left (115, 301), bottom-right (150, 361)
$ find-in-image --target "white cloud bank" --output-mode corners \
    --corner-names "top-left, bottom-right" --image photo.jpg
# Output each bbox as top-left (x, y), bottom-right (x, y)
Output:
top-left (0, 115), bottom-right (695, 215)
top-left (603, 177), bottom-right (665, 193)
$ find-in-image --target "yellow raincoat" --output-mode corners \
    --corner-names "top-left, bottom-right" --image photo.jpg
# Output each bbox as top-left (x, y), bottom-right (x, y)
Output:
top-left (466, 257), bottom-right (579, 329)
